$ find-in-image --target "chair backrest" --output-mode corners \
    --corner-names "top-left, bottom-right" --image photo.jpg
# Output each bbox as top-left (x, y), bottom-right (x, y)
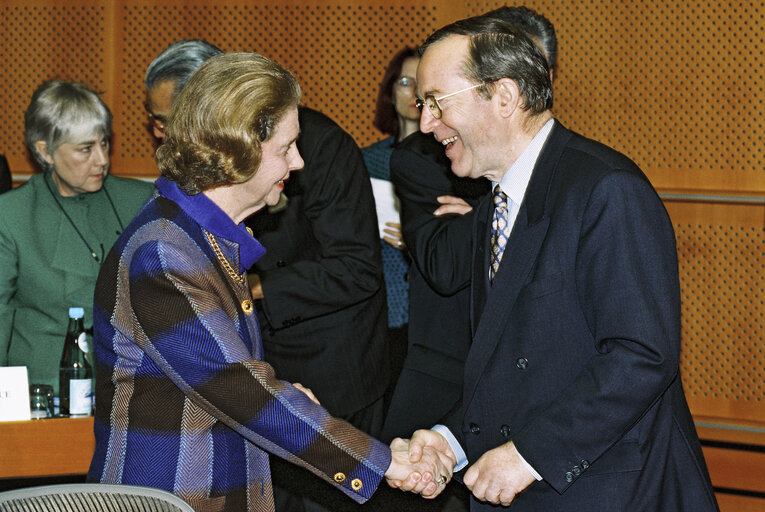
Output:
top-left (0, 483), bottom-right (195, 512)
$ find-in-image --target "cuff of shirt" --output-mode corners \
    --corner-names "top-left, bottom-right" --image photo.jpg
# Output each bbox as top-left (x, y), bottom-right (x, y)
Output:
top-left (516, 445), bottom-right (543, 481)
top-left (432, 424), bottom-right (468, 472)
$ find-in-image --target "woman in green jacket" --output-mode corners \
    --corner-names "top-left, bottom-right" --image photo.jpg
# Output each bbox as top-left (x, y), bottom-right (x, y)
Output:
top-left (0, 80), bottom-right (154, 393)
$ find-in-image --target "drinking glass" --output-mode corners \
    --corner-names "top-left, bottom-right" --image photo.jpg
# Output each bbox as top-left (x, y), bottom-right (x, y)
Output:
top-left (29, 384), bottom-right (54, 419)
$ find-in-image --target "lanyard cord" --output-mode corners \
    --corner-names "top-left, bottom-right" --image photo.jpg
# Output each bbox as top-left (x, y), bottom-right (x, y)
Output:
top-left (43, 174), bottom-right (125, 263)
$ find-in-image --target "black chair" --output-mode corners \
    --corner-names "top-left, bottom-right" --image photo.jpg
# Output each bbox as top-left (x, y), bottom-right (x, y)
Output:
top-left (0, 483), bottom-right (194, 512)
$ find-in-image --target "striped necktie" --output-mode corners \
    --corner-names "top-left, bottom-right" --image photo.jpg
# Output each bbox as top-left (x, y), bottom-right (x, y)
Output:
top-left (490, 185), bottom-right (510, 281)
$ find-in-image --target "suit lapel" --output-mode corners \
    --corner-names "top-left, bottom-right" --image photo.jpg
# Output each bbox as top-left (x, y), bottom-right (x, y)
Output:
top-left (470, 195), bottom-right (491, 336)
top-left (463, 122), bottom-right (572, 407)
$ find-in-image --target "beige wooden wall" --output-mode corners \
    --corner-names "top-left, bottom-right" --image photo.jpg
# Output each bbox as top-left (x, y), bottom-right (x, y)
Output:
top-left (0, 0), bottom-right (762, 428)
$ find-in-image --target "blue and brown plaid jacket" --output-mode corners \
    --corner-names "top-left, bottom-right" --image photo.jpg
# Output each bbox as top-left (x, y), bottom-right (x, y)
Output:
top-left (88, 180), bottom-right (391, 511)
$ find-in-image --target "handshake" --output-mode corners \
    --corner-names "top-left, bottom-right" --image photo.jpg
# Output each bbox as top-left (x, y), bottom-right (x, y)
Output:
top-left (382, 429), bottom-right (537, 506)
top-left (383, 429), bottom-right (457, 499)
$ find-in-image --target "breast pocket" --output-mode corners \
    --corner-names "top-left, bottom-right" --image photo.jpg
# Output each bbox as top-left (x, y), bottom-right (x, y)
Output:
top-left (521, 271), bottom-right (564, 300)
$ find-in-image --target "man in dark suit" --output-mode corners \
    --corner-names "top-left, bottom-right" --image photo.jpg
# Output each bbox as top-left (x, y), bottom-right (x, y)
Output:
top-left (383, 6), bottom-right (556, 448)
top-left (245, 106), bottom-right (389, 430)
top-left (407, 15), bottom-right (719, 512)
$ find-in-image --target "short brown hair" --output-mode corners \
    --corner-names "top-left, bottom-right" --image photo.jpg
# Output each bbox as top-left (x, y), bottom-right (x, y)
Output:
top-left (156, 52), bottom-right (301, 194)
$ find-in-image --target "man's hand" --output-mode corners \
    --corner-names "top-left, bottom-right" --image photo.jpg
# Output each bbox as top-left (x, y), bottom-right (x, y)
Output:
top-left (463, 441), bottom-right (536, 507)
top-left (407, 429), bottom-right (457, 469)
top-left (433, 195), bottom-right (473, 216)
top-left (385, 437), bottom-right (454, 499)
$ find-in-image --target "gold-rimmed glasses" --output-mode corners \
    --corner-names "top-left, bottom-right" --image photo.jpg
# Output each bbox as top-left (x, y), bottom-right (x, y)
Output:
top-left (415, 83), bottom-right (483, 120)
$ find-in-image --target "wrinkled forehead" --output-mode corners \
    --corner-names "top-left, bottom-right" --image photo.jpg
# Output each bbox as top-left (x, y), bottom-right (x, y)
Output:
top-left (417, 35), bottom-right (470, 97)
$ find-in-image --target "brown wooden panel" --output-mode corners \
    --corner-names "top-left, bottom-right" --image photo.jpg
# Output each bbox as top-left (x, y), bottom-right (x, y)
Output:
top-left (0, 417), bottom-right (94, 479)
top-left (716, 493), bottom-right (765, 512)
top-left (702, 446), bottom-right (765, 493)
top-left (2, 1), bottom-right (763, 192)
top-left (665, 199), bottom-right (765, 424)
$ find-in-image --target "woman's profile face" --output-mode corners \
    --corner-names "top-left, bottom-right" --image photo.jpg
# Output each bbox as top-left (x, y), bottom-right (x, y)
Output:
top-left (393, 56), bottom-right (421, 122)
top-left (241, 107), bottom-right (303, 213)
top-left (39, 132), bottom-right (110, 197)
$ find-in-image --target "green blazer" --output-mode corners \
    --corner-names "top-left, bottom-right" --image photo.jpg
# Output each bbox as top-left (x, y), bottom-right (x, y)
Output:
top-left (0, 172), bottom-right (153, 392)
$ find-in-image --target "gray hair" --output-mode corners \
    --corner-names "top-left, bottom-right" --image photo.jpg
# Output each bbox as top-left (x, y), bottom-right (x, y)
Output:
top-left (421, 16), bottom-right (553, 115)
top-left (484, 6), bottom-right (558, 73)
top-left (24, 80), bottom-right (112, 172)
top-left (145, 40), bottom-right (223, 97)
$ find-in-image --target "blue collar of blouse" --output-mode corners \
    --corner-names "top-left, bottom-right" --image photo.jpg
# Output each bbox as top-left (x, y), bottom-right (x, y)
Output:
top-left (155, 177), bottom-right (265, 273)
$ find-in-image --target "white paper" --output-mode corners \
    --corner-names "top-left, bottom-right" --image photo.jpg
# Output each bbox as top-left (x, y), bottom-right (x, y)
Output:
top-left (370, 178), bottom-right (402, 238)
top-left (0, 366), bottom-right (31, 421)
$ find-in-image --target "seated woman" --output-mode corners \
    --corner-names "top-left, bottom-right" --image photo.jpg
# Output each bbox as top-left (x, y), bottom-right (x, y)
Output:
top-left (87, 52), bottom-right (453, 511)
top-left (0, 81), bottom-right (153, 392)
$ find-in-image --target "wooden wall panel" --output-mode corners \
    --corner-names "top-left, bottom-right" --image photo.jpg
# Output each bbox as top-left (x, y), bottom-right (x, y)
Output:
top-left (666, 199), bottom-right (764, 423)
top-left (3, 1), bottom-right (763, 193)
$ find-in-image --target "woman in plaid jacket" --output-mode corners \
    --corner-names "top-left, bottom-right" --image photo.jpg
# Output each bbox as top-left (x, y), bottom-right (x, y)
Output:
top-left (87, 52), bottom-right (453, 511)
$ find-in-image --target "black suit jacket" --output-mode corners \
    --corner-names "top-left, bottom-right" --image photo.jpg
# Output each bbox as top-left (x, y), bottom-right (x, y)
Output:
top-left (448, 121), bottom-right (717, 511)
top-left (0, 155), bottom-right (11, 194)
top-left (245, 107), bottom-right (388, 418)
top-left (380, 132), bottom-right (489, 442)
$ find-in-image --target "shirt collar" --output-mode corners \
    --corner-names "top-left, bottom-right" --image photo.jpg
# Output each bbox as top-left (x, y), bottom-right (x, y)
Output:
top-left (495, 118), bottom-right (555, 207)
top-left (155, 177), bottom-right (265, 272)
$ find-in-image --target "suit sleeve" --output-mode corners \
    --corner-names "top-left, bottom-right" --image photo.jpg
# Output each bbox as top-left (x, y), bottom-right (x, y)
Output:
top-left (258, 121), bottom-right (383, 327)
top-left (511, 171), bottom-right (682, 493)
top-left (390, 145), bottom-right (475, 296)
top-left (127, 237), bottom-right (391, 502)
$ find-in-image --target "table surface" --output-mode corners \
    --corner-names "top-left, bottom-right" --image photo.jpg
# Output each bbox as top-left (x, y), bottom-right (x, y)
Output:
top-left (0, 417), bottom-right (94, 479)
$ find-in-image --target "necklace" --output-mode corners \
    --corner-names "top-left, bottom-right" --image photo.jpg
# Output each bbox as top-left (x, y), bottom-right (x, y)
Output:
top-left (204, 230), bottom-right (246, 285)
top-left (43, 174), bottom-right (126, 263)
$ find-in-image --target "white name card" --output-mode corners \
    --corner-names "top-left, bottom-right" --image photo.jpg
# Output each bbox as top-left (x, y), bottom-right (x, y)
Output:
top-left (0, 366), bottom-right (31, 421)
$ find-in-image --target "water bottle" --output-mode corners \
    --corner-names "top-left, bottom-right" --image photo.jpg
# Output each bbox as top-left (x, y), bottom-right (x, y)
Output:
top-left (58, 307), bottom-right (93, 417)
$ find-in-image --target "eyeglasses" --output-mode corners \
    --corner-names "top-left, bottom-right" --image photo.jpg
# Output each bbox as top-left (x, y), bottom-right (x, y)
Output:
top-left (415, 83), bottom-right (483, 120)
top-left (144, 103), bottom-right (167, 132)
top-left (395, 76), bottom-right (416, 90)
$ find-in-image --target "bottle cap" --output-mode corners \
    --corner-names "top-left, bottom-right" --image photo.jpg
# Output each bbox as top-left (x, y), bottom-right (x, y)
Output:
top-left (68, 307), bottom-right (85, 319)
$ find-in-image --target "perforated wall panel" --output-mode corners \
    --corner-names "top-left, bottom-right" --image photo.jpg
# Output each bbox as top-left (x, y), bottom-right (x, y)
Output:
top-left (669, 201), bottom-right (765, 423)
top-left (1, 2), bottom-right (108, 163)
